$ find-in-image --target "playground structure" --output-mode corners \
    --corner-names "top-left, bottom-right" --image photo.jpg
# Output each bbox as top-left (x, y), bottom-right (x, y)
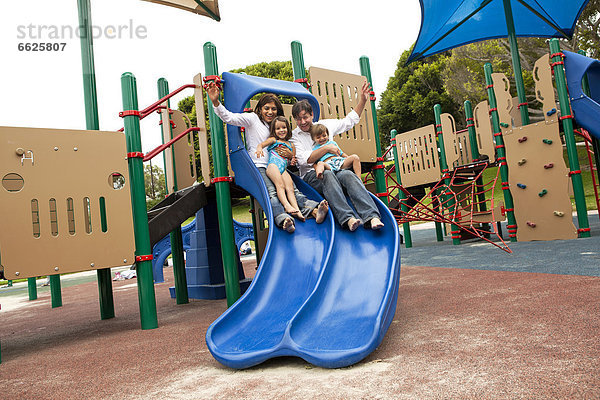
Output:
top-left (377, 41), bottom-right (600, 248)
top-left (0, 34), bottom-right (400, 368)
top-left (2, 0), bottom-right (600, 370)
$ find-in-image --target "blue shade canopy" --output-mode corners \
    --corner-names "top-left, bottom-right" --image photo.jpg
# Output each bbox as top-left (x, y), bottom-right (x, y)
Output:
top-left (407, 0), bottom-right (590, 64)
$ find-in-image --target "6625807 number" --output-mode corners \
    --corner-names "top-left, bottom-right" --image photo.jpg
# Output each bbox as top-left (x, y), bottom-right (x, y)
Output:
top-left (18, 43), bottom-right (66, 52)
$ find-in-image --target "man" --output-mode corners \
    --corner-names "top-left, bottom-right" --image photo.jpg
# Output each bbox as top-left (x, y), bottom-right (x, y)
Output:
top-left (290, 81), bottom-right (384, 231)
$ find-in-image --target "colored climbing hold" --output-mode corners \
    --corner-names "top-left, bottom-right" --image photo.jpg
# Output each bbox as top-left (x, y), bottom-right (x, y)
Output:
top-left (543, 139), bottom-right (553, 144)
top-left (517, 183), bottom-right (527, 189)
top-left (526, 221), bottom-right (537, 228)
top-left (518, 159), bottom-right (527, 166)
top-left (553, 211), bottom-right (565, 217)
top-left (544, 163), bottom-right (554, 169)
top-left (546, 108), bottom-right (557, 116)
top-left (538, 189), bottom-right (548, 197)
top-left (518, 136), bottom-right (528, 143)
top-left (500, 122), bottom-right (509, 128)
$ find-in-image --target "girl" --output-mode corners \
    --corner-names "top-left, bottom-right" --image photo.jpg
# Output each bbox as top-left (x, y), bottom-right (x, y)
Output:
top-left (205, 82), bottom-right (329, 233)
top-left (310, 124), bottom-right (362, 179)
top-left (255, 116), bottom-right (304, 221)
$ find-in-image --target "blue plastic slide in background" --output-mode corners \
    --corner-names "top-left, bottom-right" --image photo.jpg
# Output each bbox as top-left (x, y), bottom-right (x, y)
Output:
top-left (205, 73), bottom-right (401, 369)
top-left (564, 50), bottom-right (600, 140)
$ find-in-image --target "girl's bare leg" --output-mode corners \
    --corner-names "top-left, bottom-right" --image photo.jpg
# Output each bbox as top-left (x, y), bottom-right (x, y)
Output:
top-left (266, 164), bottom-right (295, 213)
top-left (342, 154), bottom-right (361, 179)
top-left (282, 171), bottom-right (304, 221)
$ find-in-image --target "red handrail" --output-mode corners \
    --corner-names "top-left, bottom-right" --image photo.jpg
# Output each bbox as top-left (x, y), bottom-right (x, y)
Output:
top-left (139, 84), bottom-right (198, 120)
top-left (117, 84), bottom-right (198, 131)
top-left (143, 127), bottom-right (200, 162)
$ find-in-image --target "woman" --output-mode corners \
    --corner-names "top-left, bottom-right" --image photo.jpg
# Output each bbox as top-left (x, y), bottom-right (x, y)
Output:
top-left (206, 82), bottom-right (328, 233)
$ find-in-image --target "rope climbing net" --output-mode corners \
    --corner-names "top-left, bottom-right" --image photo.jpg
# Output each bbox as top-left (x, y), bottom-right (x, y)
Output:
top-left (365, 155), bottom-right (512, 253)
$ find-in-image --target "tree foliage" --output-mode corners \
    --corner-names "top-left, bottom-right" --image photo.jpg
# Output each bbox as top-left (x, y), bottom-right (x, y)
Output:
top-left (230, 61), bottom-right (295, 84)
top-left (442, 38), bottom-right (548, 120)
top-left (145, 164), bottom-right (166, 210)
top-left (230, 61), bottom-right (303, 105)
top-left (377, 49), bottom-right (460, 148)
top-left (573, 0), bottom-right (600, 57)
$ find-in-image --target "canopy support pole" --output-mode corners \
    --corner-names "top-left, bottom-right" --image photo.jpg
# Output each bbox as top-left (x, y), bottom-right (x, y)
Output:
top-left (503, 0), bottom-right (530, 126)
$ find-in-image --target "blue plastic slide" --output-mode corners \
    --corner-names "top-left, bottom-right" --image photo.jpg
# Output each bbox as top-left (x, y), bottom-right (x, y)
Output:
top-left (205, 73), bottom-right (401, 369)
top-left (563, 50), bottom-right (600, 140)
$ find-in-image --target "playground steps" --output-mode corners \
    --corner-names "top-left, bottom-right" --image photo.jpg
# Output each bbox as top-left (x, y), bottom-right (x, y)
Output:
top-left (147, 183), bottom-right (213, 247)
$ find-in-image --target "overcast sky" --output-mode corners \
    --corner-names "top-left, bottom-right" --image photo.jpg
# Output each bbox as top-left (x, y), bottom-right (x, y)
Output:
top-left (1, 0), bottom-right (421, 157)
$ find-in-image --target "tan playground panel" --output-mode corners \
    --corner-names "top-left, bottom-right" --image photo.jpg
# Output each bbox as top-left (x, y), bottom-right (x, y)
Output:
top-left (394, 124), bottom-right (441, 187)
top-left (473, 100), bottom-right (496, 162)
top-left (160, 108), bottom-right (199, 191)
top-left (0, 127), bottom-right (135, 279)
top-left (309, 66), bottom-right (377, 162)
top-left (193, 73), bottom-right (212, 185)
top-left (440, 112), bottom-right (474, 168)
top-left (492, 55), bottom-right (576, 241)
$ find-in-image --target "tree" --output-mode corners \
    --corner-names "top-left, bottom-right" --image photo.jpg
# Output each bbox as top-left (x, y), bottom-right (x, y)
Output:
top-left (230, 61), bottom-right (303, 105)
top-left (145, 164), bottom-right (166, 210)
top-left (442, 38), bottom-right (548, 121)
top-left (377, 48), bottom-right (461, 148)
top-left (231, 61), bottom-right (295, 83)
top-left (572, 0), bottom-right (600, 58)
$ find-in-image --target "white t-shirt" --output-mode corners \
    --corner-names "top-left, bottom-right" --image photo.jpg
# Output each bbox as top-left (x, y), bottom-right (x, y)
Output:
top-left (213, 104), bottom-right (270, 168)
top-left (290, 110), bottom-right (361, 178)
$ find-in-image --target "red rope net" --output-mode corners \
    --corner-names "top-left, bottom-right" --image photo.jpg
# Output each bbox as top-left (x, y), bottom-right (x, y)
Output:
top-left (367, 160), bottom-right (512, 253)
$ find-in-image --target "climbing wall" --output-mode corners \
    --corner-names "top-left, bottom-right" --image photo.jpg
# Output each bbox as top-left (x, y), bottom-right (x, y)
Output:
top-left (493, 55), bottom-right (577, 241)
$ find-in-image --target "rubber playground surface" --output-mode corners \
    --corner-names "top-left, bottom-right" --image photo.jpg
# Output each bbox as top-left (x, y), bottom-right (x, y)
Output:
top-left (1, 215), bottom-right (599, 399)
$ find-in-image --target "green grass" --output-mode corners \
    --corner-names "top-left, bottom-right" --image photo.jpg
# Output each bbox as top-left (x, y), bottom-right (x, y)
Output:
top-left (232, 197), bottom-right (253, 223)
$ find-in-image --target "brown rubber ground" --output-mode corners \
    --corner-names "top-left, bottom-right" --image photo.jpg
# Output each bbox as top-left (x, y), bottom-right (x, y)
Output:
top-left (1, 260), bottom-right (599, 399)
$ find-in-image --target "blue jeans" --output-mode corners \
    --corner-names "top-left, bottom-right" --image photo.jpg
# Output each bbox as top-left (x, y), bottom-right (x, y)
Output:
top-left (258, 167), bottom-right (318, 227)
top-left (303, 169), bottom-right (380, 227)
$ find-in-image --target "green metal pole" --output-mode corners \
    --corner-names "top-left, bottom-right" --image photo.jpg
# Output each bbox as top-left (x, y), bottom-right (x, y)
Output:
top-left (578, 50), bottom-right (600, 207)
top-left (28, 277), bottom-right (37, 300)
top-left (433, 198), bottom-right (444, 241)
top-left (360, 56), bottom-right (388, 206)
top-left (121, 72), bottom-right (159, 329)
top-left (242, 95), bottom-right (263, 265)
top-left (203, 42), bottom-right (241, 307)
top-left (502, 0), bottom-right (530, 126)
top-left (390, 130), bottom-right (412, 247)
top-left (434, 104), bottom-right (461, 245)
top-left (77, 0), bottom-right (114, 319)
top-left (550, 40), bottom-right (590, 237)
top-left (465, 101), bottom-right (490, 235)
top-left (484, 63), bottom-right (518, 242)
top-left (464, 100), bottom-right (480, 160)
top-left (291, 41), bottom-right (310, 91)
top-left (50, 274), bottom-right (62, 308)
top-left (157, 78), bottom-right (189, 305)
